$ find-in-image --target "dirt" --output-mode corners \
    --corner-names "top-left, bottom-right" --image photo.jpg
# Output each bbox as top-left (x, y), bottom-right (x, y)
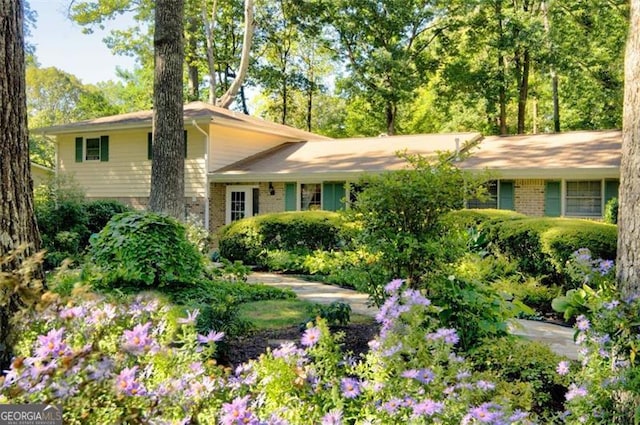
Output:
top-left (218, 322), bottom-right (380, 367)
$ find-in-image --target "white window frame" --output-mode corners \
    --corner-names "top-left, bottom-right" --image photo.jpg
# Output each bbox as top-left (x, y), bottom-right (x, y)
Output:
top-left (225, 185), bottom-right (258, 224)
top-left (562, 179), bottom-right (604, 218)
top-left (84, 137), bottom-right (101, 161)
top-left (298, 182), bottom-right (323, 211)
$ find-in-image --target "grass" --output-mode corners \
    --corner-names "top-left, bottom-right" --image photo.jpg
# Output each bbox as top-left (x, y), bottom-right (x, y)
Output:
top-left (238, 299), bottom-right (374, 330)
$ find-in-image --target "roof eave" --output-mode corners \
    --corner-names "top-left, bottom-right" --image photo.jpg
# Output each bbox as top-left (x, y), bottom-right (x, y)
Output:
top-left (33, 116), bottom-right (213, 136)
top-left (208, 170), bottom-right (377, 183)
top-left (462, 166), bottom-right (620, 180)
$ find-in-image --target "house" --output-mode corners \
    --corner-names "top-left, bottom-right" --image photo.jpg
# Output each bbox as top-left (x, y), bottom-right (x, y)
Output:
top-left (35, 101), bottom-right (621, 234)
top-left (31, 162), bottom-right (54, 188)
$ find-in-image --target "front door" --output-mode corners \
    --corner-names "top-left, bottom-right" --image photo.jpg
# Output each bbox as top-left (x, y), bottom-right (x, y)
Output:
top-left (226, 186), bottom-right (256, 224)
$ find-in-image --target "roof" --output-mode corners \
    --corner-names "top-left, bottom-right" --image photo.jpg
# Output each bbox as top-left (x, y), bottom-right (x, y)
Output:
top-left (34, 101), bottom-right (331, 141)
top-left (210, 132), bottom-right (483, 182)
top-left (459, 130), bottom-right (621, 179)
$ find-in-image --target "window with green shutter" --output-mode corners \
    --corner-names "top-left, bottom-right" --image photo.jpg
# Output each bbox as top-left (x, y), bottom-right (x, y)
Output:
top-left (545, 181), bottom-right (561, 217)
top-left (76, 136), bottom-right (109, 162)
top-left (498, 181), bottom-right (515, 210)
top-left (604, 179), bottom-right (619, 205)
top-left (100, 135), bottom-right (109, 162)
top-left (75, 137), bottom-right (83, 162)
top-left (284, 182), bottom-right (296, 211)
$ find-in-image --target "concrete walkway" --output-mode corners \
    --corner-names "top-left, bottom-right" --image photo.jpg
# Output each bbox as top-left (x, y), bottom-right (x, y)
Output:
top-left (247, 272), bottom-right (579, 360)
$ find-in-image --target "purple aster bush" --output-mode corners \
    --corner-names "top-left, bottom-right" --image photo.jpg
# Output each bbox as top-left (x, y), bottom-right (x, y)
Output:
top-left (561, 296), bottom-right (640, 423)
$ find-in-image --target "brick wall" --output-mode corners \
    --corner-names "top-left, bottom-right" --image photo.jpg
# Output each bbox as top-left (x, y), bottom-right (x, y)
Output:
top-left (514, 179), bottom-right (545, 216)
top-left (88, 196), bottom-right (207, 225)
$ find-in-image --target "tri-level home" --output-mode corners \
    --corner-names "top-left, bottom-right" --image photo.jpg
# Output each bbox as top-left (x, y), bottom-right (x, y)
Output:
top-left (36, 101), bottom-right (621, 234)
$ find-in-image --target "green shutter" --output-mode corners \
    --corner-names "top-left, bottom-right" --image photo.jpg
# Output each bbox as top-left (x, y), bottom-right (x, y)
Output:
top-left (75, 137), bottom-right (83, 162)
top-left (184, 130), bottom-right (188, 158)
top-left (545, 181), bottom-right (561, 217)
top-left (285, 182), bottom-right (297, 211)
top-left (147, 132), bottom-right (153, 160)
top-left (100, 135), bottom-right (109, 162)
top-left (498, 181), bottom-right (515, 210)
top-left (604, 179), bottom-right (619, 204)
top-left (323, 182), bottom-right (346, 211)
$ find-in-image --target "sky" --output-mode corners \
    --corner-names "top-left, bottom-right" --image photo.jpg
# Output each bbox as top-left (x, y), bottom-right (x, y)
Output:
top-left (28, 0), bottom-right (137, 85)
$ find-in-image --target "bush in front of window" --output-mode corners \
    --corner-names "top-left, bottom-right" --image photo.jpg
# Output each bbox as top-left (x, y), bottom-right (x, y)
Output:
top-left (218, 211), bottom-right (350, 265)
top-left (484, 217), bottom-right (617, 289)
top-left (604, 197), bottom-right (619, 224)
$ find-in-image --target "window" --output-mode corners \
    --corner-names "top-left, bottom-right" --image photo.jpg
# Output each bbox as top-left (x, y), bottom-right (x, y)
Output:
top-left (85, 138), bottom-right (101, 160)
top-left (467, 181), bottom-right (498, 209)
top-left (300, 183), bottom-right (321, 210)
top-left (75, 136), bottom-right (109, 162)
top-left (565, 181), bottom-right (602, 217)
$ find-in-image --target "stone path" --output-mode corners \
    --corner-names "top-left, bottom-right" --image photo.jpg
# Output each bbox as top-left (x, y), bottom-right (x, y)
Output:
top-left (247, 272), bottom-right (578, 359)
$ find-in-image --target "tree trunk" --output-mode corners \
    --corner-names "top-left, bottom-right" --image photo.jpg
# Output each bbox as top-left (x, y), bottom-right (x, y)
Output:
top-left (240, 85), bottom-right (249, 114)
top-left (187, 63), bottom-right (199, 101)
top-left (0, 0), bottom-right (43, 368)
top-left (617, 1), bottom-right (640, 298)
top-left (149, 0), bottom-right (185, 220)
top-left (218, 0), bottom-right (254, 108)
top-left (517, 49), bottom-right (530, 134)
top-left (386, 101), bottom-right (397, 135)
top-left (541, 0), bottom-right (561, 132)
top-left (496, 1), bottom-right (507, 135)
top-left (203, 0), bottom-right (218, 104)
top-left (281, 73), bottom-right (288, 125)
top-left (307, 83), bottom-right (313, 132)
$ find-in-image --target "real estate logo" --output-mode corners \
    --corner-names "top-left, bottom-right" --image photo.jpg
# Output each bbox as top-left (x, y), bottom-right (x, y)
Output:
top-left (0, 404), bottom-right (62, 425)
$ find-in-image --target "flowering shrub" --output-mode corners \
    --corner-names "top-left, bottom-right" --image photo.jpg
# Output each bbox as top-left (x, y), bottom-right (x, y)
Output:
top-left (561, 296), bottom-right (640, 423)
top-left (2, 280), bottom-right (539, 424)
top-left (552, 248), bottom-right (616, 320)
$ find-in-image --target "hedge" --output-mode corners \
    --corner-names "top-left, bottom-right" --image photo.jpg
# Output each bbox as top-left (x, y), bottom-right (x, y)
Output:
top-left (218, 211), bottom-right (353, 264)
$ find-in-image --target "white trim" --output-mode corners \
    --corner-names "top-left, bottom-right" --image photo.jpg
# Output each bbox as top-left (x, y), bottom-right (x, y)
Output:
top-left (84, 137), bottom-right (102, 161)
top-left (225, 185), bottom-right (258, 224)
top-left (563, 179), bottom-right (606, 218)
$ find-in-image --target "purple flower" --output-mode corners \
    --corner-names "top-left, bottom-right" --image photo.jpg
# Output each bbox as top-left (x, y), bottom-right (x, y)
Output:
top-left (402, 289), bottom-right (431, 306)
top-left (384, 279), bottom-right (404, 294)
top-left (603, 300), bottom-right (620, 310)
top-left (556, 361), bottom-right (570, 376)
top-left (301, 327), bottom-right (321, 347)
top-left (60, 306), bottom-right (85, 320)
top-left (466, 403), bottom-right (502, 422)
top-left (412, 399), bottom-right (444, 417)
top-left (382, 398), bottom-right (403, 414)
top-left (273, 342), bottom-right (306, 360)
top-left (87, 358), bottom-right (113, 381)
top-left (178, 309), bottom-right (200, 325)
top-left (576, 315), bottom-right (590, 332)
top-left (565, 383), bottom-right (588, 401)
top-left (122, 322), bottom-right (155, 354)
top-left (321, 409), bottom-right (342, 425)
top-left (35, 328), bottom-right (71, 359)
top-left (220, 395), bottom-right (258, 425)
top-left (426, 328), bottom-right (459, 345)
top-left (197, 330), bottom-right (225, 344)
top-left (598, 259), bottom-right (614, 275)
top-left (340, 377), bottom-right (362, 398)
top-left (476, 380), bottom-right (495, 391)
top-left (401, 368), bottom-right (434, 384)
top-left (116, 366), bottom-right (146, 396)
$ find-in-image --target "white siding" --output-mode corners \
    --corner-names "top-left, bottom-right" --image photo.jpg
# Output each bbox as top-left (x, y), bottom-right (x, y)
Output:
top-left (57, 127), bottom-right (206, 198)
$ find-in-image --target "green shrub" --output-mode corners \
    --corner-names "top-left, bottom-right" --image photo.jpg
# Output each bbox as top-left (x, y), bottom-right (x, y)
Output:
top-left (84, 199), bottom-right (131, 234)
top-left (444, 208), bottom-right (527, 229)
top-left (604, 197), bottom-right (619, 224)
top-left (219, 211), bottom-right (349, 264)
top-left (306, 301), bottom-right (352, 326)
top-left (484, 217), bottom-right (617, 285)
top-left (164, 279), bottom-right (295, 306)
top-left (87, 211), bottom-right (205, 290)
top-left (469, 337), bottom-right (568, 417)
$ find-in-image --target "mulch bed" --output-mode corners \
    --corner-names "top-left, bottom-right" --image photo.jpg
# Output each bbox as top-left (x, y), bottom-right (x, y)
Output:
top-left (218, 322), bottom-right (380, 367)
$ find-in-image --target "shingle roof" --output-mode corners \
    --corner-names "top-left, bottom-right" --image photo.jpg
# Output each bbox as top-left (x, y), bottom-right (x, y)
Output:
top-left (460, 130), bottom-right (621, 170)
top-left (211, 132), bottom-right (483, 181)
top-left (34, 101), bottom-right (330, 141)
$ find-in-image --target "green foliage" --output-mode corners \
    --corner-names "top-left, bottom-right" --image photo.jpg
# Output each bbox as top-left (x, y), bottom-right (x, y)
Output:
top-left (84, 199), bottom-right (131, 234)
top-left (469, 337), bottom-right (568, 417)
top-left (218, 211), bottom-right (350, 264)
top-left (164, 279), bottom-right (295, 307)
top-left (483, 217), bottom-right (617, 286)
top-left (350, 152), bottom-right (487, 287)
top-left (604, 197), bottom-right (619, 224)
top-left (88, 211), bottom-right (205, 290)
top-left (307, 301), bottom-right (352, 327)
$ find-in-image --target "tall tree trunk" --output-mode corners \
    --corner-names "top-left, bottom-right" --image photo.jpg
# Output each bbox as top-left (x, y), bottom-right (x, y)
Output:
top-left (517, 49), bottom-right (530, 134)
top-left (218, 0), bottom-right (254, 108)
top-left (306, 83), bottom-right (313, 132)
top-left (149, 0), bottom-right (185, 220)
top-left (187, 64), bottom-right (199, 101)
top-left (617, 1), bottom-right (640, 298)
top-left (496, 1), bottom-right (508, 135)
top-left (186, 16), bottom-right (200, 102)
top-left (541, 0), bottom-right (560, 132)
top-left (203, 0), bottom-right (218, 104)
top-left (386, 101), bottom-right (396, 135)
top-left (0, 0), bottom-right (43, 368)
top-left (240, 85), bottom-right (249, 114)
top-left (281, 73), bottom-right (288, 125)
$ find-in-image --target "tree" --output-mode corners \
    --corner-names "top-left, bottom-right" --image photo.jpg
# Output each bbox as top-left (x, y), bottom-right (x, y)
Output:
top-left (148, 0), bottom-right (186, 220)
top-left (617, 0), bottom-right (640, 298)
top-left (0, 0), bottom-right (43, 368)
